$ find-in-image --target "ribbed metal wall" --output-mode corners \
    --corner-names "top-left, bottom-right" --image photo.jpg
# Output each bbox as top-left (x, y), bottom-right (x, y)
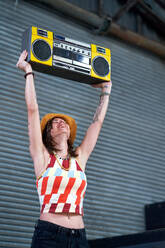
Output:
top-left (0, 0), bottom-right (165, 247)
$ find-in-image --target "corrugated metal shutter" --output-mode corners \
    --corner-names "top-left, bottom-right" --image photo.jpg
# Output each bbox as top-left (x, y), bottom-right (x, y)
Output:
top-left (0, 0), bottom-right (165, 247)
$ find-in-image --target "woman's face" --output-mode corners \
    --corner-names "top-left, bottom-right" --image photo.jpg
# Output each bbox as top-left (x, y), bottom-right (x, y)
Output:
top-left (50, 118), bottom-right (70, 140)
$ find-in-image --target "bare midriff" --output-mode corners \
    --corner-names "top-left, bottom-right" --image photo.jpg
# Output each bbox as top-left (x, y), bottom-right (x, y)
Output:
top-left (40, 212), bottom-right (85, 229)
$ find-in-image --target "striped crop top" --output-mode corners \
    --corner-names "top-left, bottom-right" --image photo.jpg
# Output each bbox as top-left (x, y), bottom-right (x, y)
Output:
top-left (36, 154), bottom-right (87, 216)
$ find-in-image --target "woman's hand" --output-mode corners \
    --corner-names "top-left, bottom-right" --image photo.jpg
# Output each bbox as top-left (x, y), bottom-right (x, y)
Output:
top-left (92, 80), bottom-right (112, 94)
top-left (16, 50), bottom-right (32, 73)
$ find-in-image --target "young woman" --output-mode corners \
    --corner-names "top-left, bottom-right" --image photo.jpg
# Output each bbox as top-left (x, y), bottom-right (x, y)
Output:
top-left (16, 50), bottom-right (112, 248)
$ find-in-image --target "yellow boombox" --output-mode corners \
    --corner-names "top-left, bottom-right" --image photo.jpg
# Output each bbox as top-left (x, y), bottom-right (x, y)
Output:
top-left (22, 26), bottom-right (111, 84)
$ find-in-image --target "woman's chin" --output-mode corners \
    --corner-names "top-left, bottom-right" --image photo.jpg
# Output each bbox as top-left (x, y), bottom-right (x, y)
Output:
top-left (54, 132), bottom-right (69, 140)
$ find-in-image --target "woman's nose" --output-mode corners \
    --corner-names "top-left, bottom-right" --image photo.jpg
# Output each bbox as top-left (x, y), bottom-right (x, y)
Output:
top-left (58, 120), bottom-right (65, 125)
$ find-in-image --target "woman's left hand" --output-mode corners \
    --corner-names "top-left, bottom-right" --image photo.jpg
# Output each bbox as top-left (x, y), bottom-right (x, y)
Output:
top-left (92, 80), bottom-right (112, 94)
top-left (91, 80), bottom-right (112, 89)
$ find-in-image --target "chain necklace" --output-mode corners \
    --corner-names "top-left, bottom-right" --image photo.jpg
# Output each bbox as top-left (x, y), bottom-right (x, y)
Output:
top-left (53, 151), bottom-right (71, 171)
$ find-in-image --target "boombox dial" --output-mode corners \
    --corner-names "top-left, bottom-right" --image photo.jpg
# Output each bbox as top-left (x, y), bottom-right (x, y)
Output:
top-left (92, 56), bottom-right (109, 77)
top-left (32, 39), bottom-right (51, 61)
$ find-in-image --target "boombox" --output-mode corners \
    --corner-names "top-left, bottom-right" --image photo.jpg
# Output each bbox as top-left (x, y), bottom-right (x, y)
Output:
top-left (22, 26), bottom-right (111, 84)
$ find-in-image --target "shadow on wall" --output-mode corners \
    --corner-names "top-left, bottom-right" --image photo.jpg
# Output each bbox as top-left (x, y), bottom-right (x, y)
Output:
top-left (88, 228), bottom-right (165, 248)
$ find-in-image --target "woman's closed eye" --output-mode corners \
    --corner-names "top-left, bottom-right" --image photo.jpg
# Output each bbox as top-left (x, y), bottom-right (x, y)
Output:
top-left (52, 119), bottom-right (66, 125)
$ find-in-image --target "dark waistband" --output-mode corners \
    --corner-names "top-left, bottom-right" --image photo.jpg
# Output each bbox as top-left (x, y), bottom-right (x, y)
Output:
top-left (35, 219), bottom-right (86, 238)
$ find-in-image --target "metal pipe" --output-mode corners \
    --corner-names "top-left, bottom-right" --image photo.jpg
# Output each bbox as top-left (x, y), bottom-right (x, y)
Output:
top-left (38, 0), bottom-right (165, 59)
top-left (107, 22), bottom-right (165, 58)
top-left (38, 0), bottom-right (102, 27)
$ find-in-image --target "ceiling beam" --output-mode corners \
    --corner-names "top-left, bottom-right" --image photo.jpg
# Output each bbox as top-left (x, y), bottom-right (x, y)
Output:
top-left (154, 0), bottom-right (165, 9)
top-left (137, 0), bottom-right (165, 36)
top-left (98, 0), bottom-right (104, 17)
top-left (113, 0), bottom-right (139, 22)
top-left (138, 0), bottom-right (165, 25)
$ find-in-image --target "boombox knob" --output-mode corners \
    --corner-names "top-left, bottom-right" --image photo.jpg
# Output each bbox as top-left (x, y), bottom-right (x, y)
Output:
top-left (92, 56), bottom-right (109, 77)
top-left (32, 39), bottom-right (51, 61)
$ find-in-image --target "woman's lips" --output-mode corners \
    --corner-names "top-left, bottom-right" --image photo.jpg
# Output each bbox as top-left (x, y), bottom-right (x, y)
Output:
top-left (58, 125), bottom-right (66, 129)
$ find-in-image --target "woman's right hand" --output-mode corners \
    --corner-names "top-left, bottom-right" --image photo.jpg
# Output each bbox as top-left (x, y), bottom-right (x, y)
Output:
top-left (16, 50), bottom-right (32, 73)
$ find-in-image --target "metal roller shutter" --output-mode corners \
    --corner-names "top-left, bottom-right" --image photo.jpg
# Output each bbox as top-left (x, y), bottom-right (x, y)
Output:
top-left (0, 0), bottom-right (165, 247)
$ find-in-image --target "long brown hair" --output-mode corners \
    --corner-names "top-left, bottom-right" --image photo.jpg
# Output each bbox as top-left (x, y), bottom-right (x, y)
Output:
top-left (42, 117), bottom-right (78, 157)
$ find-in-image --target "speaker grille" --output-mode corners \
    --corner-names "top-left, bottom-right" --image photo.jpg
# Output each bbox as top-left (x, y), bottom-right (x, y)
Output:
top-left (92, 56), bottom-right (109, 77)
top-left (32, 39), bottom-right (51, 61)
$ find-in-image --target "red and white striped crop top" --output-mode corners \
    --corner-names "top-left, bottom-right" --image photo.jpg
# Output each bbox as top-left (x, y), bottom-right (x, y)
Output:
top-left (36, 154), bottom-right (87, 216)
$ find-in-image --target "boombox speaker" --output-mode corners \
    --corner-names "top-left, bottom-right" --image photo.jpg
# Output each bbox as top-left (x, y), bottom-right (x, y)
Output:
top-left (22, 26), bottom-right (111, 84)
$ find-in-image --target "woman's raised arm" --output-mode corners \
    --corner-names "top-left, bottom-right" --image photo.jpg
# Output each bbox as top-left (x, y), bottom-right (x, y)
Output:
top-left (76, 81), bottom-right (112, 170)
top-left (16, 50), bottom-right (48, 178)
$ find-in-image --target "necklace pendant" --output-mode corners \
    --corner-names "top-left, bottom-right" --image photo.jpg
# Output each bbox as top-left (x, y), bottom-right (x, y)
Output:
top-left (53, 152), bottom-right (71, 171)
top-left (62, 159), bottom-right (70, 170)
